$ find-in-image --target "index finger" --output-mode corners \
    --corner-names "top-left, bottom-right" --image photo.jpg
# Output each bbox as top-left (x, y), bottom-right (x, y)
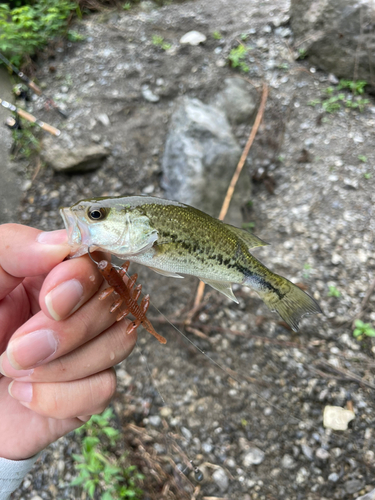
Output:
top-left (0, 224), bottom-right (70, 300)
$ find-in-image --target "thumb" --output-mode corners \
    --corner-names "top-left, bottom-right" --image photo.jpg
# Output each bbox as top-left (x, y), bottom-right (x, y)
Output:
top-left (0, 224), bottom-right (70, 299)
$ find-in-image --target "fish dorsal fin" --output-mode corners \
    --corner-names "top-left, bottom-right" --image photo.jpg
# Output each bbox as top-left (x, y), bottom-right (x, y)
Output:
top-left (202, 279), bottom-right (239, 304)
top-left (149, 266), bottom-right (184, 279)
top-left (226, 224), bottom-right (269, 249)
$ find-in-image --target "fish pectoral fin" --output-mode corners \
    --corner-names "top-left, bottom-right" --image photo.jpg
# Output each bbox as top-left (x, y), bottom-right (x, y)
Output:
top-left (202, 279), bottom-right (239, 304)
top-left (226, 225), bottom-right (269, 249)
top-left (149, 266), bottom-right (184, 279)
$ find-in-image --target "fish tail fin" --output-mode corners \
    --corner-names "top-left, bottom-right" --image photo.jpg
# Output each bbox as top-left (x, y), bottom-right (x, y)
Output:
top-left (247, 273), bottom-right (321, 332)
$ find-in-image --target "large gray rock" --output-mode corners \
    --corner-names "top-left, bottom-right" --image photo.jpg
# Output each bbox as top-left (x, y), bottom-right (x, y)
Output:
top-left (290, 0), bottom-right (375, 87)
top-left (212, 77), bottom-right (258, 125)
top-left (161, 97), bottom-right (242, 216)
top-left (42, 139), bottom-right (109, 173)
top-left (0, 67), bottom-right (22, 224)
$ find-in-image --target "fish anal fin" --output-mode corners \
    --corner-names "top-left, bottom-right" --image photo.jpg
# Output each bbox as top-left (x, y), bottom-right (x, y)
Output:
top-left (227, 224), bottom-right (269, 249)
top-left (149, 266), bottom-right (184, 279)
top-left (202, 279), bottom-right (239, 304)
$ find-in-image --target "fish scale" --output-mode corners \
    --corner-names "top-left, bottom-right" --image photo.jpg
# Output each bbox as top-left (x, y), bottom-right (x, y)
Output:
top-left (61, 195), bottom-right (322, 331)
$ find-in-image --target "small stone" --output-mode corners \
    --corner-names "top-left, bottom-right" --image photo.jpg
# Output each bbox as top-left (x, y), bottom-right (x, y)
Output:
top-left (243, 447), bottom-right (265, 466)
top-left (180, 30), bottom-right (206, 46)
top-left (281, 454), bottom-right (296, 469)
top-left (343, 177), bottom-right (358, 189)
top-left (60, 85), bottom-right (69, 93)
top-left (316, 448), bottom-right (330, 460)
top-left (21, 180), bottom-right (32, 191)
top-left (356, 487), bottom-right (375, 500)
top-left (97, 113), bottom-right (110, 126)
top-left (149, 415), bottom-right (161, 426)
top-left (141, 86), bottom-right (160, 103)
top-left (181, 426), bottom-right (192, 440)
top-left (42, 142), bottom-right (109, 173)
top-left (301, 444), bottom-right (314, 461)
top-left (323, 405), bottom-right (355, 431)
top-left (328, 73), bottom-right (339, 84)
top-left (296, 467), bottom-right (309, 484)
top-left (160, 406), bottom-right (172, 417)
top-left (345, 479), bottom-right (365, 495)
top-left (212, 467), bottom-right (229, 492)
top-left (328, 472), bottom-right (339, 482)
top-left (331, 253), bottom-right (343, 265)
top-left (142, 184), bottom-right (155, 194)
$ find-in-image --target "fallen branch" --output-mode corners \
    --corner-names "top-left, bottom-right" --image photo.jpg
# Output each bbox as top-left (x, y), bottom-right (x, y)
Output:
top-left (192, 82), bottom-right (269, 311)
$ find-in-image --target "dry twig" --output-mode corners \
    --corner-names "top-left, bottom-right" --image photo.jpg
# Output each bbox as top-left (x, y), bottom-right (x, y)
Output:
top-left (192, 82), bottom-right (269, 311)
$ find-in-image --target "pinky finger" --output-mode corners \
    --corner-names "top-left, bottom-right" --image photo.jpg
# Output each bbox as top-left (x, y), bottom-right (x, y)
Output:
top-left (8, 368), bottom-right (117, 419)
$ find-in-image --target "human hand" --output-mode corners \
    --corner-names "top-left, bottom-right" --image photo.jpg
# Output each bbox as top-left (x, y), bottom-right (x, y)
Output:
top-left (0, 224), bottom-right (136, 461)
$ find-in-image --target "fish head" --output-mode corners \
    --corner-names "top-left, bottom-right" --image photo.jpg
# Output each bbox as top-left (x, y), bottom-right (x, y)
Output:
top-left (60, 197), bottom-right (159, 258)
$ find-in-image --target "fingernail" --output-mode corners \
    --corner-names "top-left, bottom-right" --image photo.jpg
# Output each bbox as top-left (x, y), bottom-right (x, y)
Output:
top-left (8, 381), bottom-right (33, 403)
top-left (0, 353), bottom-right (34, 378)
top-left (7, 329), bottom-right (59, 370)
top-left (37, 230), bottom-right (68, 245)
top-left (45, 279), bottom-right (84, 321)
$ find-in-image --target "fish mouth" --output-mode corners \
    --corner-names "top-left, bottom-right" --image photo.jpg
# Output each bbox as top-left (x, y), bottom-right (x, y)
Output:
top-left (60, 207), bottom-right (91, 257)
top-left (60, 207), bottom-right (78, 245)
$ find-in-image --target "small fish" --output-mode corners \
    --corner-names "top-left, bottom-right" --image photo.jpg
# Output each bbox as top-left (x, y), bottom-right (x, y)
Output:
top-left (60, 196), bottom-right (321, 331)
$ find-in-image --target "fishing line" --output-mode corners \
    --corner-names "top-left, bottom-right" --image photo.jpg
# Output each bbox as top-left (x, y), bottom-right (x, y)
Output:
top-left (146, 297), bottom-right (366, 457)
top-left (89, 249), bottom-right (365, 474)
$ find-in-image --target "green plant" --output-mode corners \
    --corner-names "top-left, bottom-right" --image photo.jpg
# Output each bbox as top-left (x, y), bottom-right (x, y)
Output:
top-left (353, 320), bottom-right (375, 340)
top-left (0, 1), bottom-right (77, 66)
top-left (338, 79), bottom-right (367, 95)
top-left (298, 48), bottom-right (307, 59)
top-left (67, 29), bottom-right (85, 42)
top-left (309, 80), bottom-right (370, 114)
top-left (212, 30), bottom-right (222, 40)
top-left (358, 155), bottom-right (367, 163)
top-left (11, 123), bottom-right (41, 159)
top-left (242, 222), bottom-right (255, 231)
top-left (71, 408), bottom-right (144, 499)
top-left (122, 2), bottom-right (132, 9)
top-left (152, 34), bottom-right (171, 51)
top-left (227, 44), bottom-right (249, 72)
top-left (302, 263), bottom-right (311, 279)
top-left (364, 172), bottom-right (372, 180)
top-left (327, 285), bottom-right (340, 298)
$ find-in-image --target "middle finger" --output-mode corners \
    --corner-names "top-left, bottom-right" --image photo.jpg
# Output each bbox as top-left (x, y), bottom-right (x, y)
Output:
top-left (1, 278), bottom-right (122, 371)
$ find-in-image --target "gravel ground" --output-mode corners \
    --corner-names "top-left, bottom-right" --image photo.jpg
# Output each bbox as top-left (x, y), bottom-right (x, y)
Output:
top-left (7, 0), bottom-right (375, 499)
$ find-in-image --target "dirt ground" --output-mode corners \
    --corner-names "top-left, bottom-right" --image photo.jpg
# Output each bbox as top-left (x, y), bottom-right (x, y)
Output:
top-left (7, 0), bottom-right (375, 499)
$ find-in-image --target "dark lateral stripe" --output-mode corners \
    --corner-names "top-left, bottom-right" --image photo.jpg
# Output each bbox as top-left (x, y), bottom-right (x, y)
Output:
top-left (242, 268), bottom-right (285, 300)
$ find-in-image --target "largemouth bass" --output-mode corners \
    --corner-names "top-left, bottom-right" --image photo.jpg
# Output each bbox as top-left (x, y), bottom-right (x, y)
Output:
top-left (60, 196), bottom-right (321, 331)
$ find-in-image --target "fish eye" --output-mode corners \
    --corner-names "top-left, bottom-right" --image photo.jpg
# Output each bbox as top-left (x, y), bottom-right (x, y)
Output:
top-left (88, 207), bottom-right (106, 221)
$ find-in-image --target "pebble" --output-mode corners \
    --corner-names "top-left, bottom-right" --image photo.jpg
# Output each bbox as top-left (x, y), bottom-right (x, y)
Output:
top-left (181, 426), bottom-right (192, 440)
top-left (243, 447), bottom-right (265, 466)
top-left (301, 444), bottom-right (314, 461)
top-left (149, 415), bottom-right (161, 426)
top-left (159, 406), bottom-right (173, 417)
top-left (212, 467), bottom-right (229, 492)
top-left (180, 31), bottom-right (206, 45)
top-left (323, 405), bottom-right (355, 430)
top-left (21, 180), bottom-right (32, 191)
top-left (97, 113), bottom-right (110, 126)
top-left (281, 454), bottom-right (297, 469)
top-left (141, 86), bottom-right (160, 103)
top-left (345, 479), bottom-right (365, 494)
top-left (328, 472), bottom-right (339, 482)
top-left (296, 467), bottom-right (309, 484)
top-left (356, 488), bottom-right (375, 500)
top-left (316, 448), bottom-right (330, 460)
